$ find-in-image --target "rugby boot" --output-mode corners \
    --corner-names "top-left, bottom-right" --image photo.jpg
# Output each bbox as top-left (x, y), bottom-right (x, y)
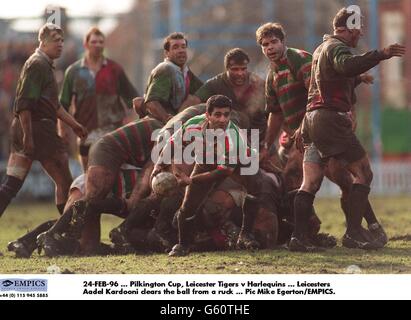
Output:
top-left (168, 244), bottom-right (190, 257)
top-left (368, 223), bottom-right (388, 248)
top-left (236, 232), bottom-right (260, 250)
top-left (288, 236), bottom-right (325, 253)
top-left (37, 232), bottom-right (79, 257)
top-left (342, 229), bottom-right (380, 250)
top-left (309, 233), bottom-right (337, 249)
top-left (7, 239), bottom-right (37, 258)
top-left (109, 226), bottom-right (129, 246)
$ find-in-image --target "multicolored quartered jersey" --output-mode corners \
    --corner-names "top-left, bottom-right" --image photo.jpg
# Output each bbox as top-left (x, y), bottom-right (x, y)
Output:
top-left (170, 114), bottom-right (250, 172)
top-left (144, 60), bottom-right (203, 115)
top-left (266, 47), bottom-right (312, 131)
top-left (14, 49), bottom-right (60, 121)
top-left (307, 35), bottom-right (385, 112)
top-left (60, 58), bottom-right (138, 132)
top-left (104, 117), bottom-right (163, 168)
top-left (195, 72), bottom-right (267, 135)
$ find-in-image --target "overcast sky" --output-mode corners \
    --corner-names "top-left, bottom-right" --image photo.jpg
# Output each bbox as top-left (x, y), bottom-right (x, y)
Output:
top-left (0, 0), bottom-right (134, 18)
top-left (1, 0), bottom-right (135, 35)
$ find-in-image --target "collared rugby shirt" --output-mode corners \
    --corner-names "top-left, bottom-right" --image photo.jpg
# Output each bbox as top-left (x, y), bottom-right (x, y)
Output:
top-left (307, 35), bottom-right (385, 112)
top-left (144, 60), bottom-right (203, 115)
top-left (170, 114), bottom-right (250, 173)
top-left (265, 47), bottom-right (312, 131)
top-left (60, 57), bottom-right (138, 132)
top-left (14, 48), bottom-right (60, 122)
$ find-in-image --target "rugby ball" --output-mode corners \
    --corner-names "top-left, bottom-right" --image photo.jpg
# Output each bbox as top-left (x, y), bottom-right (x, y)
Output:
top-left (151, 172), bottom-right (178, 196)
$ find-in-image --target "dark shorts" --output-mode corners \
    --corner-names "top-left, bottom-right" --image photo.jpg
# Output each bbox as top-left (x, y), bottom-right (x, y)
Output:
top-left (79, 144), bottom-right (90, 157)
top-left (88, 137), bottom-right (125, 172)
top-left (302, 109), bottom-right (366, 164)
top-left (303, 143), bottom-right (324, 164)
top-left (10, 118), bottom-right (66, 161)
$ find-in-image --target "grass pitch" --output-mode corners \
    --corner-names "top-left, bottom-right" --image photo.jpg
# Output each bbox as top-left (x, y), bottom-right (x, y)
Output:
top-left (0, 197), bottom-right (410, 274)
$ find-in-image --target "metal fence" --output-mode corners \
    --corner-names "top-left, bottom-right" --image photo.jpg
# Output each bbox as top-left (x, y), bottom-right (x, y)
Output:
top-left (318, 161), bottom-right (411, 197)
top-left (0, 160), bottom-right (82, 201)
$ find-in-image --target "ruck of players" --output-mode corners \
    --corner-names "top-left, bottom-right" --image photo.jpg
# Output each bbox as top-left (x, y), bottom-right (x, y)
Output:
top-left (0, 6), bottom-right (406, 259)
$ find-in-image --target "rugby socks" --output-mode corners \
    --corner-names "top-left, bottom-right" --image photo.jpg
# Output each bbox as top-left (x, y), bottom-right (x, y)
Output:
top-left (363, 200), bottom-right (378, 225)
top-left (293, 191), bottom-right (315, 239)
top-left (0, 175), bottom-right (24, 217)
top-left (346, 184), bottom-right (370, 234)
top-left (155, 193), bottom-right (183, 236)
top-left (342, 197), bottom-right (378, 226)
top-left (308, 209), bottom-right (321, 236)
top-left (240, 196), bottom-right (258, 235)
top-left (176, 209), bottom-right (189, 246)
top-left (176, 209), bottom-right (196, 247)
top-left (340, 197), bottom-right (349, 225)
top-left (19, 220), bottom-right (57, 244)
top-left (88, 198), bottom-right (126, 215)
top-left (48, 207), bottom-right (74, 235)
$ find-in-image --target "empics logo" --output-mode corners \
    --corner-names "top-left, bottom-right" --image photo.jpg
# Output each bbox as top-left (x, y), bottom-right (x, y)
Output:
top-left (0, 279), bottom-right (48, 292)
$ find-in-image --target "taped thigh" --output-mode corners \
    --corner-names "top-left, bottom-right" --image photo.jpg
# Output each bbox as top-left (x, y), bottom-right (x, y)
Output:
top-left (6, 153), bottom-right (32, 179)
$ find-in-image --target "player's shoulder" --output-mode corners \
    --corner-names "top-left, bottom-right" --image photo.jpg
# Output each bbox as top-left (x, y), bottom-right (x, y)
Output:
top-left (227, 119), bottom-right (241, 132)
top-left (185, 113), bottom-right (206, 125)
top-left (322, 35), bottom-right (349, 54)
top-left (182, 115), bottom-right (206, 133)
top-left (287, 47), bottom-right (312, 63)
top-left (64, 59), bottom-right (82, 75)
top-left (140, 116), bottom-right (164, 130)
top-left (104, 58), bottom-right (125, 71)
top-left (183, 104), bottom-right (207, 117)
top-left (25, 53), bottom-right (49, 72)
top-left (205, 73), bottom-right (225, 84)
top-left (151, 61), bottom-right (177, 77)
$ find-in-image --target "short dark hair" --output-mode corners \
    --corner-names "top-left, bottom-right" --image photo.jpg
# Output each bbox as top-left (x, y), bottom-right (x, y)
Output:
top-left (163, 32), bottom-right (188, 51)
top-left (38, 23), bottom-right (63, 42)
top-left (84, 27), bottom-right (105, 43)
top-left (224, 48), bottom-right (250, 69)
top-left (206, 95), bottom-right (232, 114)
top-left (333, 8), bottom-right (356, 30)
top-left (256, 22), bottom-right (286, 45)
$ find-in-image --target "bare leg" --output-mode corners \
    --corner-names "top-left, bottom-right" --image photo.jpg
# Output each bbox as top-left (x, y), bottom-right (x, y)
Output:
top-left (40, 150), bottom-right (72, 208)
top-left (70, 165), bottom-right (116, 251)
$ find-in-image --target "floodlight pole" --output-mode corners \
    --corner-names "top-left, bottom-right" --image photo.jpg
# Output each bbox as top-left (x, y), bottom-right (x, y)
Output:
top-left (170, 0), bottom-right (182, 32)
top-left (304, 0), bottom-right (316, 52)
top-left (262, 0), bottom-right (275, 22)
